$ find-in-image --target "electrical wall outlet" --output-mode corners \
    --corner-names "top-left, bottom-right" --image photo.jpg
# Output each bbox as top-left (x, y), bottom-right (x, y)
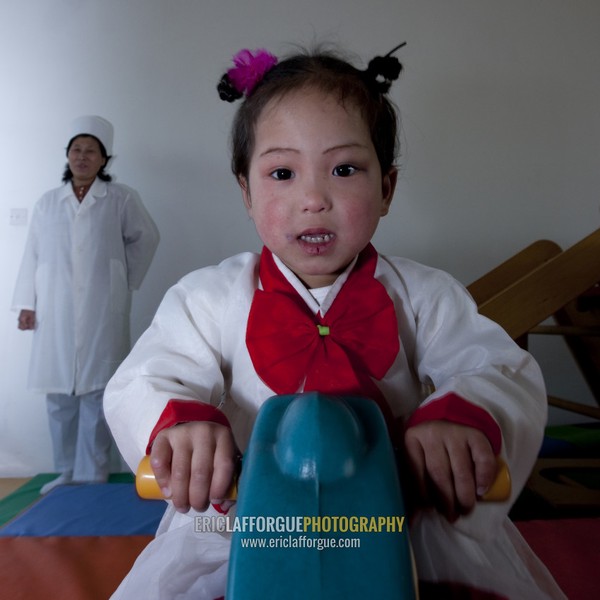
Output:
top-left (10, 208), bottom-right (28, 226)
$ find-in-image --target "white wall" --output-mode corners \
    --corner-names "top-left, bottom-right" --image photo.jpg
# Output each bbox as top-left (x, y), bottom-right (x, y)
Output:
top-left (1, 0), bottom-right (599, 476)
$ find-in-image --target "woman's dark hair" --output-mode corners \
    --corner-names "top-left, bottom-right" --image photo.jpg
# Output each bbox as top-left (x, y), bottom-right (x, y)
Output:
top-left (226, 49), bottom-right (400, 182)
top-left (62, 134), bottom-right (113, 183)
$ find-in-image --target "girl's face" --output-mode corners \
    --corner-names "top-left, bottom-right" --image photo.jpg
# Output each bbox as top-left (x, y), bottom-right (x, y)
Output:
top-left (67, 135), bottom-right (106, 185)
top-left (240, 88), bottom-right (396, 289)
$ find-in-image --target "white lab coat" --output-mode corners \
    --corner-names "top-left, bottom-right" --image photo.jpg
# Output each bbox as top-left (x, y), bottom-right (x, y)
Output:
top-left (12, 179), bottom-right (159, 395)
top-left (105, 251), bottom-right (565, 599)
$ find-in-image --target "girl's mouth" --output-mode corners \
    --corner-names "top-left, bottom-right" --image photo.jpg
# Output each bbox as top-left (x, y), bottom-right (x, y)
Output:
top-left (297, 231), bottom-right (336, 255)
top-left (299, 233), bottom-right (335, 244)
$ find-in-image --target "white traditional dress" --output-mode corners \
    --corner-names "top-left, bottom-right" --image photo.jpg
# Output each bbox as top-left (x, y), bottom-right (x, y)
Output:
top-left (104, 245), bottom-right (565, 599)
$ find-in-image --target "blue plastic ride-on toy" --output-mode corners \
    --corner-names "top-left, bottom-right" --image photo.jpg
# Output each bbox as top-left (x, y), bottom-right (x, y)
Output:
top-left (227, 392), bottom-right (417, 600)
top-left (136, 392), bottom-right (510, 598)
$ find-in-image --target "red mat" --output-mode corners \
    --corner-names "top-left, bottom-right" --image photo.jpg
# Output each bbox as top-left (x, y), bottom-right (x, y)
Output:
top-left (516, 518), bottom-right (600, 600)
top-left (0, 520), bottom-right (596, 599)
top-left (0, 535), bottom-right (153, 600)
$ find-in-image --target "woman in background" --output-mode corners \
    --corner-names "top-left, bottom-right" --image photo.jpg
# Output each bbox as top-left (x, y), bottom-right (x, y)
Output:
top-left (13, 115), bottom-right (160, 494)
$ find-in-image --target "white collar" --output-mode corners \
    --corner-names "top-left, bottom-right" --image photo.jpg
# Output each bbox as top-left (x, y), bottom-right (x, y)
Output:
top-left (270, 253), bottom-right (359, 316)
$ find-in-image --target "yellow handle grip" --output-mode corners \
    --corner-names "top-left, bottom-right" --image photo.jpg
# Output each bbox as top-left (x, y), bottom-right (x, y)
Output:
top-left (135, 455), bottom-right (164, 500)
top-left (135, 455), bottom-right (510, 502)
top-left (135, 455), bottom-right (238, 501)
top-left (481, 457), bottom-right (511, 502)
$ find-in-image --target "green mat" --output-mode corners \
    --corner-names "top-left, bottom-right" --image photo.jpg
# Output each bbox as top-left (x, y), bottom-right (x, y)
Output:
top-left (0, 473), bottom-right (134, 527)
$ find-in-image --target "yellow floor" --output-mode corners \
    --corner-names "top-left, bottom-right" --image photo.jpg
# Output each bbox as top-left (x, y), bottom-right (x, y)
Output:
top-left (0, 478), bottom-right (31, 501)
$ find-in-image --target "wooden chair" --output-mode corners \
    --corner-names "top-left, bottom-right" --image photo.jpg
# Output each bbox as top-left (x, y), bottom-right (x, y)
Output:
top-left (467, 228), bottom-right (600, 510)
top-left (468, 228), bottom-right (600, 420)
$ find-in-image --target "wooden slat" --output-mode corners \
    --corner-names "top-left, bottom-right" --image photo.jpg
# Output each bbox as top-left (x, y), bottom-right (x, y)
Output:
top-left (527, 458), bottom-right (600, 507)
top-left (468, 239), bottom-right (562, 305)
top-left (476, 228), bottom-right (600, 340)
top-left (547, 395), bottom-right (600, 420)
top-left (554, 299), bottom-right (600, 403)
top-left (0, 478), bottom-right (30, 500)
top-left (530, 325), bottom-right (600, 337)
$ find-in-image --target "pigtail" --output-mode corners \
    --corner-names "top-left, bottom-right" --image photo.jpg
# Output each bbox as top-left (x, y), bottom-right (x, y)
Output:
top-left (217, 73), bottom-right (244, 103)
top-left (363, 42), bottom-right (406, 94)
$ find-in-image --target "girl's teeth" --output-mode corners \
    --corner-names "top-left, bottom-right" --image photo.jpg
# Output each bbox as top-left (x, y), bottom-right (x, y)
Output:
top-left (300, 234), bottom-right (334, 243)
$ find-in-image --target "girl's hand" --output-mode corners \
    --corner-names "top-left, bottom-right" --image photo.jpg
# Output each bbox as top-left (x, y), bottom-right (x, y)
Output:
top-left (150, 421), bottom-right (238, 513)
top-left (404, 421), bottom-right (498, 522)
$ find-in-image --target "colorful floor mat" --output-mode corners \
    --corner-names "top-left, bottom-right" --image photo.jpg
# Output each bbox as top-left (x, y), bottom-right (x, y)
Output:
top-left (0, 535), bottom-right (154, 600)
top-left (516, 517), bottom-right (600, 600)
top-left (0, 474), bottom-right (598, 599)
top-left (0, 482), bottom-right (165, 537)
top-left (0, 475), bottom-right (165, 599)
top-left (0, 472), bottom-right (138, 527)
top-left (540, 422), bottom-right (600, 458)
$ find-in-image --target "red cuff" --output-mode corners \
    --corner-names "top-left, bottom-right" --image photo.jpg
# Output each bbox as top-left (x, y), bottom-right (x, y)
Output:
top-left (405, 392), bottom-right (502, 455)
top-left (146, 399), bottom-right (231, 454)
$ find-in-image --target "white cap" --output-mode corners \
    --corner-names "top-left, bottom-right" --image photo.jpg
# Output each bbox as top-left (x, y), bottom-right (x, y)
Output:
top-left (68, 115), bottom-right (114, 155)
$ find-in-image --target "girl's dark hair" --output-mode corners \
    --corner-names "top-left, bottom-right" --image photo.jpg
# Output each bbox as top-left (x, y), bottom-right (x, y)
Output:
top-left (226, 49), bottom-right (401, 182)
top-left (62, 134), bottom-right (113, 183)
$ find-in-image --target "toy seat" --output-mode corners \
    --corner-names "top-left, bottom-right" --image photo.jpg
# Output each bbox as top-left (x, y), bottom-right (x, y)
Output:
top-left (227, 392), bottom-right (417, 600)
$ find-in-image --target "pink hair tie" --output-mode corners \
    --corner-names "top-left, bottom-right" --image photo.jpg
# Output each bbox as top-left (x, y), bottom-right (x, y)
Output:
top-left (227, 48), bottom-right (278, 96)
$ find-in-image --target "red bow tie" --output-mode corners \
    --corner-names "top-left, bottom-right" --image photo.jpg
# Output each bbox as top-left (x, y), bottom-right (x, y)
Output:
top-left (246, 245), bottom-right (399, 424)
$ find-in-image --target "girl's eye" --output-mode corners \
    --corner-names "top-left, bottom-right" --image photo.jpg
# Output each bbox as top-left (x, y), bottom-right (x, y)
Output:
top-left (333, 164), bottom-right (358, 177)
top-left (270, 168), bottom-right (293, 181)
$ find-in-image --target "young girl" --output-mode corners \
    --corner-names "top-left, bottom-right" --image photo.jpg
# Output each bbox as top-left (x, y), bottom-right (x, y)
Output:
top-left (104, 46), bottom-right (565, 599)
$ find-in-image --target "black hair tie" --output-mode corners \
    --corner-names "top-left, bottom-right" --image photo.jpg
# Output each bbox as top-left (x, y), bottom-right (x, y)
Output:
top-left (217, 74), bottom-right (243, 103)
top-left (364, 42), bottom-right (406, 93)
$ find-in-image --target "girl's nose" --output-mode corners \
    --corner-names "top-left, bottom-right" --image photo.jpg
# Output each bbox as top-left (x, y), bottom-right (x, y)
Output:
top-left (302, 180), bottom-right (331, 212)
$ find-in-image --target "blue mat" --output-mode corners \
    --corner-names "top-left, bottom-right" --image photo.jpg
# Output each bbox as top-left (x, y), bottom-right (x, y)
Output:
top-left (540, 423), bottom-right (600, 458)
top-left (0, 483), bottom-right (165, 537)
